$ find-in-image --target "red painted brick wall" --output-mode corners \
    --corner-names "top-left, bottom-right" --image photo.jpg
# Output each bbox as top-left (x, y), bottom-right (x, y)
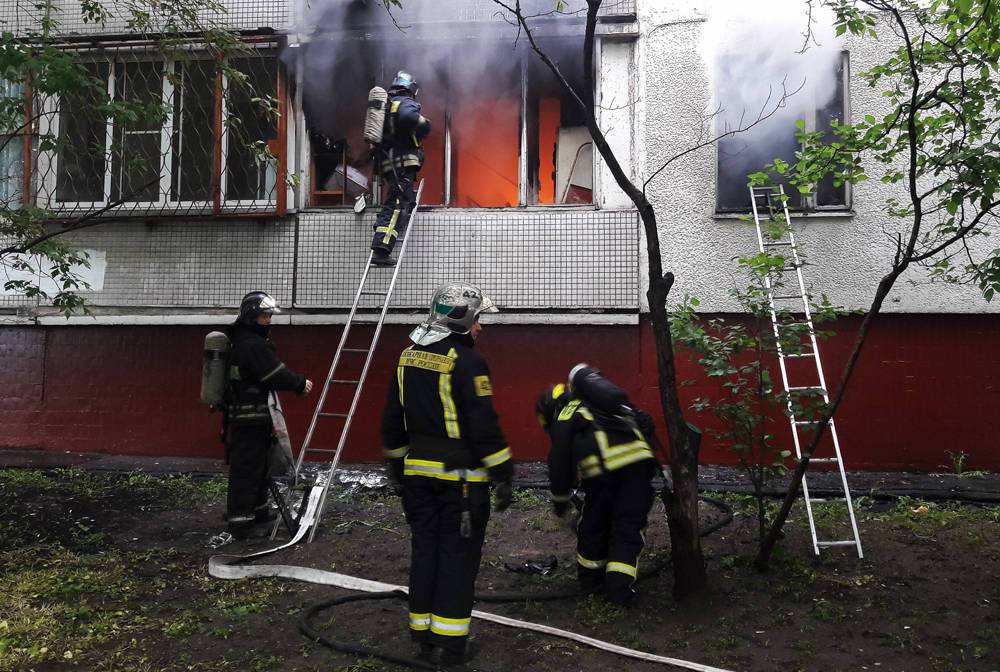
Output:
top-left (1, 315), bottom-right (998, 471)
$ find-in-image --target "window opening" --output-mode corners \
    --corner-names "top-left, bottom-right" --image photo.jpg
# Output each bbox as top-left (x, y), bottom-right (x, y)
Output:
top-left (716, 53), bottom-right (849, 212)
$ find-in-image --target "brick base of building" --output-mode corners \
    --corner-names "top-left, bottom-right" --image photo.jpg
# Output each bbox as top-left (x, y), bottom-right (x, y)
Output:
top-left (2, 314), bottom-right (998, 471)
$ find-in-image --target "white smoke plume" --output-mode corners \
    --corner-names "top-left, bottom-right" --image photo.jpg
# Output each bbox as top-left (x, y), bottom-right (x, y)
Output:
top-left (700, 0), bottom-right (845, 205)
top-left (702, 0), bottom-right (844, 133)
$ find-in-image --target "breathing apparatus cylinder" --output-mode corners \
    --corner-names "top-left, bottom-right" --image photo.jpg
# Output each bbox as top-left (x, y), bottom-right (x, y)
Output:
top-left (201, 331), bottom-right (230, 406)
top-left (363, 86), bottom-right (388, 146)
top-left (568, 364), bottom-right (633, 419)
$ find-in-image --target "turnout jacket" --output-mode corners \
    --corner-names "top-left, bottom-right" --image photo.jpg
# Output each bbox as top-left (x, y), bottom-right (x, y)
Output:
top-left (226, 324), bottom-right (306, 425)
top-left (378, 91), bottom-right (432, 174)
top-left (547, 398), bottom-right (654, 502)
top-left (382, 334), bottom-right (513, 484)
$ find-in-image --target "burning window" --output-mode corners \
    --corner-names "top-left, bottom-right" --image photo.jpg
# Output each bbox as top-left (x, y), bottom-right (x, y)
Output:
top-left (525, 45), bottom-right (593, 205)
top-left (302, 37), bottom-right (594, 209)
top-left (46, 47), bottom-right (283, 212)
top-left (716, 53), bottom-right (849, 212)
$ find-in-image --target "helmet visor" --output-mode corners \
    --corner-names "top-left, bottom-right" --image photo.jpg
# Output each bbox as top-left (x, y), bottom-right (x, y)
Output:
top-left (258, 295), bottom-right (281, 315)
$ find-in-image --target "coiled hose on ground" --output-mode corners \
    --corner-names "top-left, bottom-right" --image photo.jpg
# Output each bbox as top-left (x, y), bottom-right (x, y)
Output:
top-left (298, 494), bottom-right (734, 671)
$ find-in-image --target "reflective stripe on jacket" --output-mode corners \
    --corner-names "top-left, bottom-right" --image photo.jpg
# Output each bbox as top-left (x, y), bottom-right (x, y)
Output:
top-left (382, 334), bottom-right (512, 483)
top-left (548, 398), bottom-right (654, 498)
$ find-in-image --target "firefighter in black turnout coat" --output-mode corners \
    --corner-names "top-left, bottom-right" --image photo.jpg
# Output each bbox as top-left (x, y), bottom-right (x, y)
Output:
top-left (382, 282), bottom-right (514, 665)
top-left (225, 291), bottom-right (312, 538)
top-left (536, 365), bottom-right (657, 605)
top-left (371, 70), bottom-right (432, 266)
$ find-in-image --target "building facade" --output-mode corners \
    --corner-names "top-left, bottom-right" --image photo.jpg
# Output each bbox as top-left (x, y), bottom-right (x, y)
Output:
top-left (1, 0), bottom-right (997, 470)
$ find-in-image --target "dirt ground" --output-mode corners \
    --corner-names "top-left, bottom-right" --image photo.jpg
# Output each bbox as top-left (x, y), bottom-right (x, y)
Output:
top-left (1, 466), bottom-right (999, 672)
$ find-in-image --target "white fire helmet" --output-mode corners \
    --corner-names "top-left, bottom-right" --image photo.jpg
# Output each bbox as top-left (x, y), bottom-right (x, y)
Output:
top-left (409, 282), bottom-right (498, 346)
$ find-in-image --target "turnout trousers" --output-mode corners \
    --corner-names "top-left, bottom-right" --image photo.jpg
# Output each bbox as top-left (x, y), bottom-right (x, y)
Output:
top-left (576, 460), bottom-right (656, 604)
top-left (402, 476), bottom-right (490, 655)
top-left (372, 166), bottom-right (418, 256)
top-left (226, 423), bottom-right (272, 527)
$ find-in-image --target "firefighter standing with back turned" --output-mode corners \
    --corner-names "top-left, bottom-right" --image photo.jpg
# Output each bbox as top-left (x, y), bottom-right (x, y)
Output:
top-left (224, 291), bottom-right (313, 539)
top-left (382, 282), bottom-right (514, 667)
top-left (536, 364), bottom-right (658, 606)
top-left (370, 70), bottom-right (431, 267)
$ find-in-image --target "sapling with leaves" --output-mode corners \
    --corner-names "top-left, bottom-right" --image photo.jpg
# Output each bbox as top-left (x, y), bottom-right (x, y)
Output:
top-left (671, 220), bottom-right (841, 547)
top-left (751, 0), bottom-right (1000, 567)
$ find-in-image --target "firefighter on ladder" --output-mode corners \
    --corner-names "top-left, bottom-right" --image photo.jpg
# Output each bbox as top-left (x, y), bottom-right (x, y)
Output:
top-left (371, 71), bottom-right (431, 267)
top-left (382, 282), bottom-right (514, 666)
top-left (535, 364), bottom-right (658, 606)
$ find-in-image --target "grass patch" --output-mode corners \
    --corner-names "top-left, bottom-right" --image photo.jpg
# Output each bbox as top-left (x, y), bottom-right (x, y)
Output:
top-left (576, 595), bottom-right (626, 626)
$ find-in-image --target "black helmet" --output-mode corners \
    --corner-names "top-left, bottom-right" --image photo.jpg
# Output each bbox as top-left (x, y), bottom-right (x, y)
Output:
top-left (536, 383), bottom-right (570, 430)
top-left (238, 291), bottom-right (281, 325)
top-left (390, 70), bottom-right (418, 95)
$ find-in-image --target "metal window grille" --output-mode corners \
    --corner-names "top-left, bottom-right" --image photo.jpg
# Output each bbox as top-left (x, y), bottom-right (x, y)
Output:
top-left (4, 208), bottom-right (638, 311)
top-left (5, 42), bottom-right (284, 220)
top-left (295, 209), bottom-right (639, 311)
top-left (0, 1), bottom-right (288, 37)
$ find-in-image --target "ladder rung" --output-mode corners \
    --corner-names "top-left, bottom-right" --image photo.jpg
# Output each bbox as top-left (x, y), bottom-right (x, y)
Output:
top-left (360, 290), bottom-right (387, 296)
top-left (319, 412), bottom-right (350, 418)
top-left (342, 348), bottom-right (370, 354)
top-left (817, 540), bottom-right (857, 547)
top-left (811, 498), bottom-right (848, 503)
top-left (777, 321), bottom-right (812, 329)
top-left (794, 419), bottom-right (821, 425)
top-left (785, 351), bottom-right (816, 358)
top-left (303, 448), bottom-right (339, 454)
top-left (771, 294), bottom-right (803, 300)
top-left (764, 241), bottom-right (793, 247)
top-left (330, 379), bottom-right (360, 385)
top-left (787, 386), bottom-right (826, 392)
top-left (802, 457), bottom-right (839, 464)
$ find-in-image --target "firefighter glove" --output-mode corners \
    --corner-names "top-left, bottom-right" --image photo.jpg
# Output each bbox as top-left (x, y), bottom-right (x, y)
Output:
top-left (635, 408), bottom-right (657, 443)
top-left (388, 460), bottom-right (404, 496)
top-left (493, 480), bottom-right (513, 512)
top-left (552, 500), bottom-right (570, 518)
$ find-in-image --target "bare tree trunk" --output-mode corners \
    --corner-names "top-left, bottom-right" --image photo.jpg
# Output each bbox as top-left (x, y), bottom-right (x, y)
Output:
top-left (648, 266), bottom-right (707, 596)
top-left (494, 0), bottom-right (710, 595)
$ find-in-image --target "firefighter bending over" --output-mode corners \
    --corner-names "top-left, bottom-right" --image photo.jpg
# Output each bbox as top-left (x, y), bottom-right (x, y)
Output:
top-left (536, 364), bottom-right (657, 606)
top-left (371, 70), bottom-right (431, 267)
top-left (224, 292), bottom-right (312, 538)
top-left (382, 282), bottom-right (514, 666)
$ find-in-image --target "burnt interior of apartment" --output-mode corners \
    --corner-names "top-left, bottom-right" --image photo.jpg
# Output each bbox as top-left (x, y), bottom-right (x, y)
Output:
top-left (301, 30), bottom-right (593, 208)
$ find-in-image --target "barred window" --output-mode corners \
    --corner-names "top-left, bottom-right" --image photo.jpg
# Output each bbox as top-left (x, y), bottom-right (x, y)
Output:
top-left (42, 47), bottom-right (283, 215)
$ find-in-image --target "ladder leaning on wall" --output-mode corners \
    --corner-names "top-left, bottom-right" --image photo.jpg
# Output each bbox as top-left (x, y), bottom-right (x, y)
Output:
top-left (273, 180), bottom-right (425, 543)
top-left (748, 184), bottom-right (863, 558)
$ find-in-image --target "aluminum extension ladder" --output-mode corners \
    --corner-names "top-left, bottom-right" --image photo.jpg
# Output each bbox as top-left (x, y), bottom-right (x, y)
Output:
top-left (275, 180), bottom-right (425, 543)
top-left (749, 184), bottom-right (863, 558)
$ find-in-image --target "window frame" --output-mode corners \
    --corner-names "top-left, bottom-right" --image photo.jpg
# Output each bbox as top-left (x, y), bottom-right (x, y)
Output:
top-left (36, 42), bottom-right (286, 217)
top-left (0, 78), bottom-right (31, 209)
top-left (715, 51), bottom-right (852, 214)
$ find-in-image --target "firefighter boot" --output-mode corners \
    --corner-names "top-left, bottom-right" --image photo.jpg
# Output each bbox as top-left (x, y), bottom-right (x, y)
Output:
top-left (371, 248), bottom-right (396, 267)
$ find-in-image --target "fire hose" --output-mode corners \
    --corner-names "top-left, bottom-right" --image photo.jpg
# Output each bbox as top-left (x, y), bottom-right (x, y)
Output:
top-left (209, 485), bottom-right (734, 672)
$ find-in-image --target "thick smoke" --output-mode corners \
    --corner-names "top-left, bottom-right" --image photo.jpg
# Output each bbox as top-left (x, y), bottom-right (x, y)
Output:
top-left (701, 0), bottom-right (845, 204)
top-left (703, 0), bottom-right (844, 133)
top-left (286, 0), bottom-right (586, 137)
